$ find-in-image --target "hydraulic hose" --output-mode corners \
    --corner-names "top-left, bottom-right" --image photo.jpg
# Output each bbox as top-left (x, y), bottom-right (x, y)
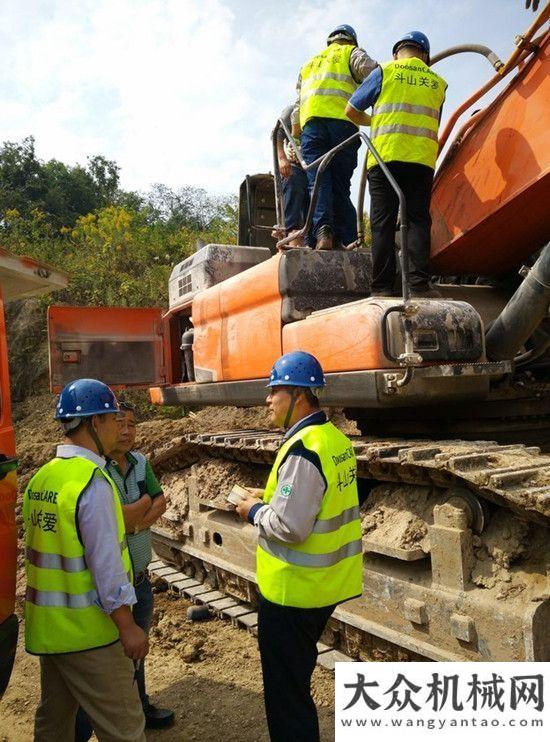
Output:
top-left (431, 44), bottom-right (504, 71)
top-left (486, 244), bottom-right (550, 362)
top-left (435, 2), bottom-right (550, 152)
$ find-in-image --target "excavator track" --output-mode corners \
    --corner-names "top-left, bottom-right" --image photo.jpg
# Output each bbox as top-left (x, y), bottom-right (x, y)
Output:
top-left (151, 429), bottom-right (550, 661)
top-left (154, 431), bottom-right (550, 527)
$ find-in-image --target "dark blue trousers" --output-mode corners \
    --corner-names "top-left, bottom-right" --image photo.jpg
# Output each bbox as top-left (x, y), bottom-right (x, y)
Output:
top-left (300, 118), bottom-right (360, 245)
top-left (282, 164), bottom-right (310, 235)
top-left (258, 595), bottom-right (335, 742)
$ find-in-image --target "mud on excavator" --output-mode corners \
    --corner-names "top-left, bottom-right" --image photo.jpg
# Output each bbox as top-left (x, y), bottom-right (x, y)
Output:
top-left (48, 6), bottom-right (550, 662)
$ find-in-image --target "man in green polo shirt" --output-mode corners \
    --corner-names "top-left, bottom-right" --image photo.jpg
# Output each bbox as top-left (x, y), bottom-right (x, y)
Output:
top-left (75, 401), bottom-right (174, 739)
top-left (108, 401), bottom-right (174, 729)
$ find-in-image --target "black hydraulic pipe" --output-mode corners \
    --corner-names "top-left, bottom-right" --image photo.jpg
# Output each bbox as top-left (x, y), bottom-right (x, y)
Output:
top-left (431, 44), bottom-right (504, 71)
top-left (486, 243), bottom-right (550, 361)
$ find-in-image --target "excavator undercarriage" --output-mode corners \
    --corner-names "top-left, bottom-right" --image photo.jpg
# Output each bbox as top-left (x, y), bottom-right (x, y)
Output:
top-left (150, 431), bottom-right (550, 662)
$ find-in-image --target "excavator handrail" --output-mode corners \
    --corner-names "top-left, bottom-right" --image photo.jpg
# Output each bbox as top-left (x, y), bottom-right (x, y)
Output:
top-left (271, 122), bottom-right (413, 302)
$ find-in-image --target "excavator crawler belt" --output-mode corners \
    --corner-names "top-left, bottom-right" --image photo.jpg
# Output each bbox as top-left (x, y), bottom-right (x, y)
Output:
top-left (155, 432), bottom-right (550, 527)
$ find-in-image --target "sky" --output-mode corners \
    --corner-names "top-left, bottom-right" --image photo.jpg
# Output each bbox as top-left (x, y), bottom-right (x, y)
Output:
top-left (0, 0), bottom-right (538, 199)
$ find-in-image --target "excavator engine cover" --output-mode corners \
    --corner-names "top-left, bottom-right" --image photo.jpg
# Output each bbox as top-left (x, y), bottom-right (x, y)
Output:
top-left (192, 249), bottom-right (373, 382)
top-left (169, 244), bottom-right (271, 311)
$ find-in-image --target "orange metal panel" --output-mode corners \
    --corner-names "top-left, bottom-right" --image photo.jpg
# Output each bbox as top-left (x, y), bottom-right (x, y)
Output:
top-left (0, 469), bottom-right (17, 624)
top-left (0, 290), bottom-right (16, 625)
top-left (193, 255), bottom-right (282, 382)
top-left (220, 255), bottom-right (282, 380)
top-left (431, 34), bottom-right (550, 275)
top-left (48, 306), bottom-right (165, 392)
top-left (283, 299), bottom-right (392, 372)
top-left (0, 294), bottom-right (15, 458)
top-left (191, 285), bottom-right (223, 381)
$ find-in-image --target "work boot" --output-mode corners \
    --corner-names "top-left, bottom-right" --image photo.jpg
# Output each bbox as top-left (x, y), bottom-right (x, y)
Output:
top-left (287, 229), bottom-right (305, 247)
top-left (144, 704), bottom-right (175, 729)
top-left (315, 225), bottom-right (333, 250)
top-left (410, 284), bottom-right (442, 298)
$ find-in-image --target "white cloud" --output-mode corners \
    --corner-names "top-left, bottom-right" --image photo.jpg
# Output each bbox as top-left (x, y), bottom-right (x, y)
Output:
top-left (0, 0), bottom-right (533, 197)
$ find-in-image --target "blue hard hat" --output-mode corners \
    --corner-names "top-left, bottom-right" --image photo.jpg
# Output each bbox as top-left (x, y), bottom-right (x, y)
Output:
top-left (392, 31), bottom-right (430, 56)
top-left (267, 352), bottom-right (326, 389)
top-left (55, 378), bottom-right (119, 420)
top-left (327, 24), bottom-right (358, 46)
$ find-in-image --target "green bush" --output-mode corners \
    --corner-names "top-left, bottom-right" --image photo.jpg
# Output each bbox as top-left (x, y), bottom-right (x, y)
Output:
top-left (1, 138), bottom-right (237, 401)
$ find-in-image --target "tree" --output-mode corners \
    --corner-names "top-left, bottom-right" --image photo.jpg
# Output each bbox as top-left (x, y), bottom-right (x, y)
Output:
top-left (144, 184), bottom-right (229, 231)
top-left (0, 137), bottom-right (122, 230)
top-left (0, 137), bottom-right (45, 218)
top-left (86, 155), bottom-right (120, 203)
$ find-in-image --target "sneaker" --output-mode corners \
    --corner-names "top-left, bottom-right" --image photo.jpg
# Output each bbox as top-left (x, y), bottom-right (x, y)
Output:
top-left (144, 704), bottom-right (175, 729)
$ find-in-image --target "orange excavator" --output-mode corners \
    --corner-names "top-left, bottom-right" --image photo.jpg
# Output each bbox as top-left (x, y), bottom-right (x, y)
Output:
top-left (0, 250), bottom-right (67, 697)
top-left (48, 4), bottom-right (550, 661)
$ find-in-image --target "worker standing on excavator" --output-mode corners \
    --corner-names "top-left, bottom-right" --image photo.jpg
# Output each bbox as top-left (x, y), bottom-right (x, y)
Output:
top-left (23, 379), bottom-right (147, 741)
top-left (345, 31), bottom-right (447, 297)
top-left (273, 104), bottom-right (311, 247)
top-left (235, 351), bottom-right (362, 742)
top-left (292, 25), bottom-right (377, 250)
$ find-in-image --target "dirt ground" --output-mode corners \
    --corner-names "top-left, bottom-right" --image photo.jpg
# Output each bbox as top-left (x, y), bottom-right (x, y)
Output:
top-left (0, 592), bottom-right (335, 742)
top-left (2, 400), bottom-right (337, 741)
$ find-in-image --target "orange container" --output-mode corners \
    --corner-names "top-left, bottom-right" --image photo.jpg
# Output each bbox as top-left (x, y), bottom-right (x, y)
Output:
top-left (192, 254), bottom-right (283, 381)
top-left (430, 33), bottom-right (550, 275)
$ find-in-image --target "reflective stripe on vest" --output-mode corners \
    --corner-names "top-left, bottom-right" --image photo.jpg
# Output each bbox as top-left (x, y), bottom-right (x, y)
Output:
top-left (311, 504), bottom-right (361, 534)
top-left (258, 535), bottom-right (362, 567)
top-left (371, 123), bottom-right (439, 142)
top-left (26, 541), bottom-right (127, 572)
top-left (368, 58), bottom-right (447, 170)
top-left (372, 102), bottom-right (441, 118)
top-left (299, 44), bottom-right (358, 129)
top-left (257, 421), bottom-right (363, 608)
top-left (26, 586), bottom-right (98, 609)
top-left (23, 456), bottom-right (132, 655)
top-left (25, 546), bottom-right (86, 572)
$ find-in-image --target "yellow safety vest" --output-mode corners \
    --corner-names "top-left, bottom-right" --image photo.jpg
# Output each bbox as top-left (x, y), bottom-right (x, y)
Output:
top-left (368, 57), bottom-right (447, 170)
top-left (300, 43), bottom-right (358, 129)
top-left (23, 456), bottom-right (132, 655)
top-left (257, 420), bottom-right (362, 608)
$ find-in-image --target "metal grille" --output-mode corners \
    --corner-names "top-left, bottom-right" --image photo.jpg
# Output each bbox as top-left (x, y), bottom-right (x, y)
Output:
top-left (178, 274), bottom-right (192, 296)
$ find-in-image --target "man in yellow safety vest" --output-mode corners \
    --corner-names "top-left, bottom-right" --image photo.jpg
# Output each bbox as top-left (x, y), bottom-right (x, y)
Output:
top-left (292, 25), bottom-right (377, 250)
top-left (23, 378), bottom-right (148, 741)
top-left (235, 351), bottom-right (362, 742)
top-left (346, 31), bottom-right (447, 297)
